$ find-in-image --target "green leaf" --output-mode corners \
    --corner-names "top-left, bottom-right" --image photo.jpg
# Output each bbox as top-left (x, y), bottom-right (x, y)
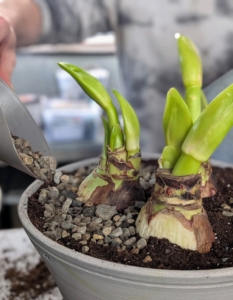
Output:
top-left (58, 63), bottom-right (111, 108)
top-left (182, 84), bottom-right (233, 162)
top-left (58, 63), bottom-right (119, 129)
top-left (177, 35), bottom-right (202, 122)
top-left (113, 90), bottom-right (140, 157)
top-left (177, 35), bottom-right (202, 87)
top-left (163, 88), bottom-right (193, 153)
top-left (109, 124), bottom-right (124, 151)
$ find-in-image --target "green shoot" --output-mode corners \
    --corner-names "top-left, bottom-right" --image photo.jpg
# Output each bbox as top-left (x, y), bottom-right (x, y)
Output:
top-left (163, 88), bottom-right (192, 154)
top-left (109, 124), bottom-right (124, 150)
top-left (58, 63), bottom-right (119, 130)
top-left (101, 117), bottom-right (110, 158)
top-left (176, 35), bottom-right (202, 122)
top-left (113, 90), bottom-right (140, 158)
top-left (160, 146), bottom-right (180, 169)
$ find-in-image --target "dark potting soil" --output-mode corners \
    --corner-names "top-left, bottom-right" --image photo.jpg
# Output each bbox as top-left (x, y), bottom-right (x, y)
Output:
top-left (28, 162), bottom-right (233, 271)
top-left (4, 258), bottom-right (57, 299)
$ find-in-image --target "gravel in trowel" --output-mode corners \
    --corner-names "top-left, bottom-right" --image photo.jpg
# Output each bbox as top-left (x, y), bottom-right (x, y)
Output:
top-left (12, 135), bottom-right (56, 181)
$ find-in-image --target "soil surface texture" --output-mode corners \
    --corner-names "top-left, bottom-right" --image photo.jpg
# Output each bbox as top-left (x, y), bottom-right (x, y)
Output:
top-left (5, 260), bottom-right (57, 299)
top-left (28, 160), bottom-right (233, 270)
top-left (0, 229), bottom-right (62, 300)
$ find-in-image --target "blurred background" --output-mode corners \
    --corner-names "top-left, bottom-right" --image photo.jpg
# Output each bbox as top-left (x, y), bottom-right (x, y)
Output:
top-left (0, 32), bottom-right (123, 228)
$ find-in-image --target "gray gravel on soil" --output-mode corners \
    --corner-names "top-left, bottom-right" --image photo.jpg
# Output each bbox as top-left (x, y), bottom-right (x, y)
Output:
top-left (39, 162), bottom-right (156, 254)
top-left (32, 160), bottom-right (233, 265)
top-left (221, 202), bottom-right (233, 217)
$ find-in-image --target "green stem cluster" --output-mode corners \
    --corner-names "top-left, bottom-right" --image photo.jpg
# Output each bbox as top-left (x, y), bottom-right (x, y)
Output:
top-left (172, 83), bottom-right (233, 176)
top-left (58, 63), bottom-right (143, 210)
top-left (162, 35), bottom-right (233, 177)
top-left (58, 63), bottom-right (140, 161)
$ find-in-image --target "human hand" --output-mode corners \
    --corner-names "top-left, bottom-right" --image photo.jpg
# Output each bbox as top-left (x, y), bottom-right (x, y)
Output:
top-left (0, 15), bottom-right (16, 88)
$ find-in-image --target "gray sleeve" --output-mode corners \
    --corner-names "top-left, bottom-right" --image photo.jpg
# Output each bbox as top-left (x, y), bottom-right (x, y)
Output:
top-left (33, 0), bottom-right (116, 44)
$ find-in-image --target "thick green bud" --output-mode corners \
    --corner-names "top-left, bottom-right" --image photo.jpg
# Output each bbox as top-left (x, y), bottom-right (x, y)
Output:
top-left (58, 63), bottom-right (119, 129)
top-left (160, 146), bottom-right (180, 169)
top-left (113, 90), bottom-right (140, 157)
top-left (182, 84), bottom-right (233, 162)
top-left (177, 35), bottom-right (202, 87)
top-left (163, 88), bottom-right (193, 152)
top-left (109, 124), bottom-right (124, 151)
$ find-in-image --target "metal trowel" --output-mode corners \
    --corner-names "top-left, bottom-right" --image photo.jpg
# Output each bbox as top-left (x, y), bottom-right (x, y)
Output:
top-left (0, 79), bottom-right (55, 179)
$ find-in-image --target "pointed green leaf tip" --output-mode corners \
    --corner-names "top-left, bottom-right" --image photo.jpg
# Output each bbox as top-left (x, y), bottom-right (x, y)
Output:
top-left (177, 35), bottom-right (202, 87)
top-left (163, 88), bottom-right (192, 153)
top-left (182, 84), bottom-right (233, 162)
top-left (58, 63), bottom-right (112, 109)
top-left (109, 124), bottom-right (124, 150)
top-left (113, 90), bottom-right (140, 157)
top-left (58, 62), bottom-right (119, 129)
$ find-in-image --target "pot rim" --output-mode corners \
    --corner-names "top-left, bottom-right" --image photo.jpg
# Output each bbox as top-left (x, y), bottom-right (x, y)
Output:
top-left (18, 153), bottom-right (233, 283)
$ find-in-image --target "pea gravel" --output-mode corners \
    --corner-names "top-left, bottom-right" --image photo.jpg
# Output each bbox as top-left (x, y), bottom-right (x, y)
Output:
top-left (12, 136), bottom-right (56, 181)
top-left (34, 162), bottom-right (156, 255)
top-left (30, 161), bottom-right (233, 255)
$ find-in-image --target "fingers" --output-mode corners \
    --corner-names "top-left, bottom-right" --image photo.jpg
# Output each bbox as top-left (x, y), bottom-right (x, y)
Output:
top-left (0, 16), bottom-right (16, 87)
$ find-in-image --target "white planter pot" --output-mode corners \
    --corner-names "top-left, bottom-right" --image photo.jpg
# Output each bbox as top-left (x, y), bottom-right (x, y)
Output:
top-left (18, 153), bottom-right (233, 300)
